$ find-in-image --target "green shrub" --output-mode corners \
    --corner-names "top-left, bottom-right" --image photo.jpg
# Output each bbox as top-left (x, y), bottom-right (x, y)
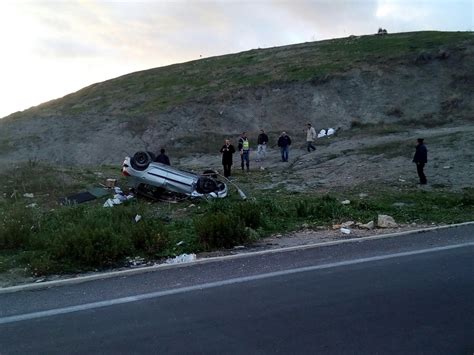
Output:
top-left (295, 195), bottom-right (344, 222)
top-left (0, 202), bottom-right (38, 250)
top-left (194, 212), bottom-right (248, 250)
top-left (27, 204), bottom-right (170, 273)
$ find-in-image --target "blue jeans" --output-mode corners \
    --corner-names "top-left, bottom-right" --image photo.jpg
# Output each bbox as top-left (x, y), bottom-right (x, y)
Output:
top-left (280, 146), bottom-right (289, 162)
top-left (307, 141), bottom-right (316, 152)
top-left (241, 151), bottom-right (249, 170)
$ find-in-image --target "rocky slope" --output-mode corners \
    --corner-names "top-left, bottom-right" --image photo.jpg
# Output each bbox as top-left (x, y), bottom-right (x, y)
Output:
top-left (0, 31), bottom-right (472, 166)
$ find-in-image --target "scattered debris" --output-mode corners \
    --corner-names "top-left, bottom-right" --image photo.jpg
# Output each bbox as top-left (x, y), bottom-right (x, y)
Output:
top-left (126, 256), bottom-right (146, 267)
top-left (165, 253), bottom-right (196, 264)
top-left (341, 221), bottom-right (355, 228)
top-left (377, 214), bottom-right (398, 228)
top-left (61, 191), bottom-right (97, 205)
top-left (103, 189), bottom-right (135, 208)
top-left (176, 240), bottom-right (185, 246)
top-left (357, 221), bottom-right (375, 230)
top-left (105, 178), bottom-right (117, 188)
top-left (23, 193), bottom-right (34, 198)
top-left (134, 214), bottom-right (142, 223)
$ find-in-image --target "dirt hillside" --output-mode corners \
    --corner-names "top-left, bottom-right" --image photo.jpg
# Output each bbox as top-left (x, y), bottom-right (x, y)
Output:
top-left (0, 31), bottom-right (472, 170)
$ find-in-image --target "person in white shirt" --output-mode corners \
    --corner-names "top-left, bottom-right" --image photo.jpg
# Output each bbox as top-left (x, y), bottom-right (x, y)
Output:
top-left (306, 123), bottom-right (317, 152)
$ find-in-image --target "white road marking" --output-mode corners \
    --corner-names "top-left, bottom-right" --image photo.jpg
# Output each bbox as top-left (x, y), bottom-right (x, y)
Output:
top-left (0, 242), bottom-right (472, 325)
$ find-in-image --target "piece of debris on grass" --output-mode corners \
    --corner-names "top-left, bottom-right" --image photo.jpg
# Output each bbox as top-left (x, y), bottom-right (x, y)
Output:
top-left (134, 214), bottom-right (142, 223)
top-left (23, 193), bottom-right (34, 198)
top-left (357, 221), bottom-right (375, 230)
top-left (341, 199), bottom-right (351, 205)
top-left (165, 253), bottom-right (196, 264)
top-left (341, 221), bottom-right (355, 228)
top-left (340, 227), bottom-right (351, 234)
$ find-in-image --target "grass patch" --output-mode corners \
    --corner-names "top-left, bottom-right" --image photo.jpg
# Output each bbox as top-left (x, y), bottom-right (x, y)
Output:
top-left (24, 31), bottom-right (472, 117)
top-left (0, 161), bottom-right (473, 278)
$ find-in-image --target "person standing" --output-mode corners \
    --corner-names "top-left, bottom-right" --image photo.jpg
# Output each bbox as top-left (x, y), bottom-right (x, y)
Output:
top-left (220, 139), bottom-right (236, 178)
top-left (238, 132), bottom-right (250, 171)
top-left (306, 123), bottom-right (317, 152)
top-left (256, 129), bottom-right (269, 161)
top-left (413, 138), bottom-right (428, 185)
top-left (278, 131), bottom-right (292, 162)
top-left (154, 148), bottom-right (171, 165)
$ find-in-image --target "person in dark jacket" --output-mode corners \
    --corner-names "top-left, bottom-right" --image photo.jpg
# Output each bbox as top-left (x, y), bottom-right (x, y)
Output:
top-left (256, 129), bottom-right (269, 161)
top-left (154, 148), bottom-right (171, 165)
top-left (277, 131), bottom-right (292, 162)
top-left (413, 138), bottom-right (428, 184)
top-left (220, 139), bottom-right (236, 177)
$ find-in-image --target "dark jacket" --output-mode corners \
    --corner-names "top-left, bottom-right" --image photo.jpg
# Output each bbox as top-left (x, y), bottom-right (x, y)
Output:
top-left (278, 135), bottom-right (291, 148)
top-left (155, 153), bottom-right (170, 165)
top-left (257, 133), bottom-right (269, 145)
top-left (220, 144), bottom-right (235, 164)
top-left (413, 143), bottom-right (428, 164)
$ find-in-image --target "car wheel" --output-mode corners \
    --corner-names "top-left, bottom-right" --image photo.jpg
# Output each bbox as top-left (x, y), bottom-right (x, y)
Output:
top-left (197, 177), bottom-right (218, 194)
top-left (131, 151), bottom-right (152, 171)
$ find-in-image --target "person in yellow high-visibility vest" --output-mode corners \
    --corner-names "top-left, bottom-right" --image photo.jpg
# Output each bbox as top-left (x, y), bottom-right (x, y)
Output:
top-left (238, 132), bottom-right (250, 171)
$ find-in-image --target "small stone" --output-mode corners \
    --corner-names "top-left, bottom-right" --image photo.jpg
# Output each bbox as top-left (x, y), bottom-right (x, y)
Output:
top-left (377, 214), bottom-right (398, 228)
top-left (341, 221), bottom-right (355, 228)
top-left (358, 221), bottom-right (375, 230)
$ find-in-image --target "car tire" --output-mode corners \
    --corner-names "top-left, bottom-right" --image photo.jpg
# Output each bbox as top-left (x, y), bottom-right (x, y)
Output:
top-left (131, 151), bottom-right (152, 171)
top-left (197, 177), bottom-right (218, 194)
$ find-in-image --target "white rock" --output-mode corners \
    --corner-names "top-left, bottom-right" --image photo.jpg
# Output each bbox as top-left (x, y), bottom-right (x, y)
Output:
top-left (358, 221), bottom-right (375, 230)
top-left (377, 214), bottom-right (398, 228)
top-left (340, 227), bottom-right (351, 234)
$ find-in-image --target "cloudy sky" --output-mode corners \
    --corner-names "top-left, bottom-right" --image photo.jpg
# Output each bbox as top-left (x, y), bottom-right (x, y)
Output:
top-left (0, 0), bottom-right (472, 118)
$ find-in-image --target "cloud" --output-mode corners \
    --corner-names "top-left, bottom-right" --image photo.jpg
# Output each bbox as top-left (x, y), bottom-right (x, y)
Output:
top-left (0, 0), bottom-right (472, 118)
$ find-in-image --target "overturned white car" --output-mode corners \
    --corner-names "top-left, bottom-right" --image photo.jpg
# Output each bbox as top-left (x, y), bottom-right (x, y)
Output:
top-left (122, 151), bottom-right (228, 199)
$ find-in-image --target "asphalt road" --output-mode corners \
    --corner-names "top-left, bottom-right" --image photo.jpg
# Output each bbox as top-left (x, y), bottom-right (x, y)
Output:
top-left (0, 225), bottom-right (473, 354)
